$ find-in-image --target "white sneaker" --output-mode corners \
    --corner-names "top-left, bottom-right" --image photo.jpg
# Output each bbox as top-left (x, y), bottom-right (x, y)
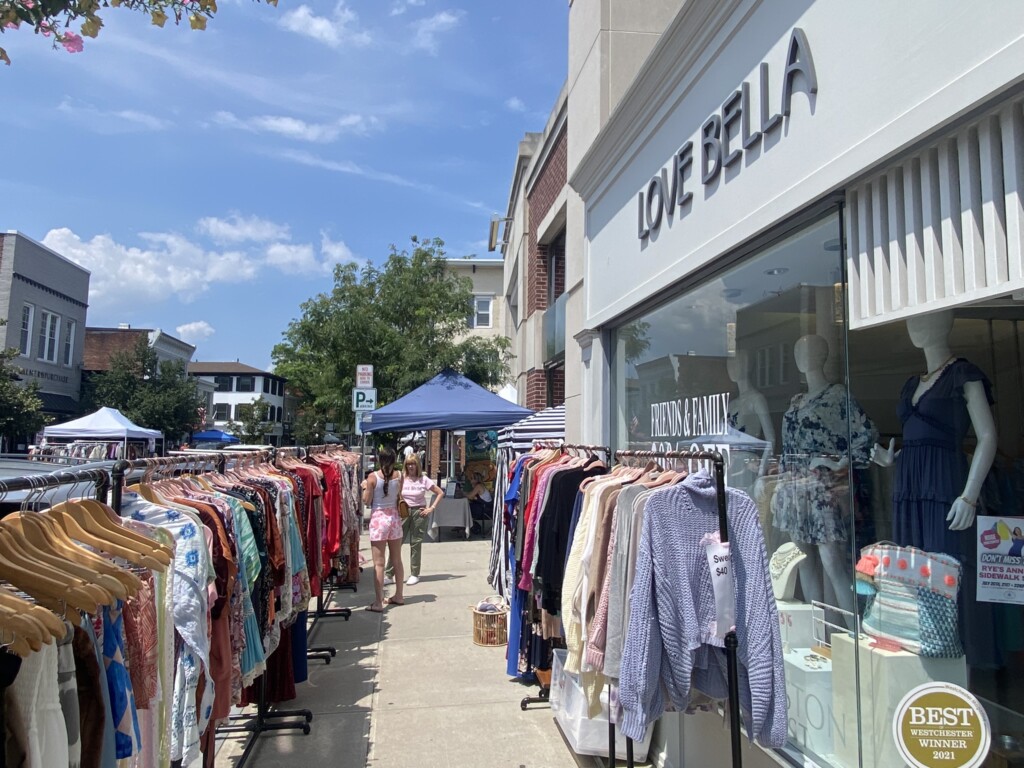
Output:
top-left (383, 576), bottom-right (395, 586)
top-left (406, 575), bottom-right (420, 586)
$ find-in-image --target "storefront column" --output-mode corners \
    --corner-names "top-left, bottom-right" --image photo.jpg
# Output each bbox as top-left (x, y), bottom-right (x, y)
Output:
top-left (574, 328), bottom-right (608, 447)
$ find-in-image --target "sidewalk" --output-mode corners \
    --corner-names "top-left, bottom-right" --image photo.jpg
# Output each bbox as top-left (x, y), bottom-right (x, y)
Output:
top-left (217, 533), bottom-right (591, 767)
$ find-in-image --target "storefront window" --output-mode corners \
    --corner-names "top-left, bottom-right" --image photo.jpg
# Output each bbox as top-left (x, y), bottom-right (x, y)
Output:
top-left (611, 205), bottom-right (1024, 766)
top-left (613, 210), bottom-right (864, 766)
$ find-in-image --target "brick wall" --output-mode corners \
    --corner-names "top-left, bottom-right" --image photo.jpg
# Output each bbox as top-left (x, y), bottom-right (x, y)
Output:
top-left (524, 366), bottom-right (566, 410)
top-left (525, 126), bottom-right (567, 317)
top-left (525, 369), bottom-right (548, 411)
top-left (549, 366), bottom-right (565, 405)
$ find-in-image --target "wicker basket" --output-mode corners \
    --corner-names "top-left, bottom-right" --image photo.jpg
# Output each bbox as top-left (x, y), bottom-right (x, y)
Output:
top-left (471, 596), bottom-right (509, 647)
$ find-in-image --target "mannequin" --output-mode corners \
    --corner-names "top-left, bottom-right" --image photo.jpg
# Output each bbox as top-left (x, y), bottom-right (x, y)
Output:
top-left (871, 310), bottom-right (997, 666)
top-left (872, 310), bottom-right (996, 535)
top-left (771, 334), bottom-right (877, 616)
top-left (727, 350), bottom-right (776, 481)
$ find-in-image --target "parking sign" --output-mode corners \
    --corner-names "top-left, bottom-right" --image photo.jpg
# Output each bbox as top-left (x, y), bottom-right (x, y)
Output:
top-left (352, 387), bottom-right (377, 411)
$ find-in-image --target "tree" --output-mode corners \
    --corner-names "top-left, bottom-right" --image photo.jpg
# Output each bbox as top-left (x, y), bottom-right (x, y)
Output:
top-left (0, 0), bottom-right (275, 65)
top-left (224, 396), bottom-right (271, 444)
top-left (0, 320), bottom-right (48, 446)
top-left (273, 236), bottom-right (512, 430)
top-left (83, 336), bottom-right (204, 442)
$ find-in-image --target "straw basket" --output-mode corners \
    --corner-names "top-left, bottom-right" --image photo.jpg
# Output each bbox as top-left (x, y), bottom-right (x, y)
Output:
top-left (470, 596), bottom-right (509, 647)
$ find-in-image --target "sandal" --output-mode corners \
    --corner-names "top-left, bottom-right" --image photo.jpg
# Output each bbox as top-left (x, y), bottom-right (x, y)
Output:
top-left (367, 604), bottom-right (384, 613)
top-left (384, 597), bottom-right (405, 606)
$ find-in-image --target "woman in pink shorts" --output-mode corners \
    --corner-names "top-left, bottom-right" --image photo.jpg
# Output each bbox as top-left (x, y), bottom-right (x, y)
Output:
top-left (363, 446), bottom-right (405, 611)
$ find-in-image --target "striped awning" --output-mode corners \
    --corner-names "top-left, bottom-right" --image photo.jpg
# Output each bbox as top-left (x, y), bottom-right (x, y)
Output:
top-left (496, 404), bottom-right (565, 453)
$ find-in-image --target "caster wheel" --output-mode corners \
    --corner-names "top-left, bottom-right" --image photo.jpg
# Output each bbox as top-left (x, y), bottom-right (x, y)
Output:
top-left (302, 724), bottom-right (311, 735)
top-left (324, 658), bottom-right (331, 665)
top-left (520, 698), bottom-right (529, 711)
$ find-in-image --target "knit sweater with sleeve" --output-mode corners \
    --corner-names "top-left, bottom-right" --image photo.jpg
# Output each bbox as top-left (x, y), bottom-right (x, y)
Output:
top-left (618, 470), bottom-right (786, 747)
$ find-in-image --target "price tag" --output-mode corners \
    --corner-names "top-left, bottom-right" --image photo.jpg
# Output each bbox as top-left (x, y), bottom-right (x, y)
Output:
top-left (704, 534), bottom-right (735, 640)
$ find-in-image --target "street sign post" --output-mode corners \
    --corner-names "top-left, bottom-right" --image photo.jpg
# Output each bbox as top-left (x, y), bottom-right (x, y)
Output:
top-left (356, 364), bottom-right (374, 388)
top-left (352, 387), bottom-right (377, 411)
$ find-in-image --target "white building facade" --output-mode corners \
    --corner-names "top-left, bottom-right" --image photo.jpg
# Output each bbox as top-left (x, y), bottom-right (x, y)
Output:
top-left (188, 362), bottom-right (287, 446)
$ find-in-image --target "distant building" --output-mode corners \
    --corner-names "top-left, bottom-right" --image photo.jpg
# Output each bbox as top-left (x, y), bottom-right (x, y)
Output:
top-left (444, 257), bottom-right (506, 345)
top-left (0, 232), bottom-right (90, 425)
top-left (83, 325), bottom-right (211, 428)
top-left (188, 361), bottom-right (287, 446)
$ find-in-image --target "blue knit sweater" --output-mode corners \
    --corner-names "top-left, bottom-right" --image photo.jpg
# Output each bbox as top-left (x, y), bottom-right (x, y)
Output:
top-left (618, 470), bottom-right (787, 747)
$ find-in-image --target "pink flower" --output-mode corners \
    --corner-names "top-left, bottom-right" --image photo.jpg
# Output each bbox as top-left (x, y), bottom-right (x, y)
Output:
top-left (61, 31), bottom-right (84, 52)
top-left (4, 21), bottom-right (19, 29)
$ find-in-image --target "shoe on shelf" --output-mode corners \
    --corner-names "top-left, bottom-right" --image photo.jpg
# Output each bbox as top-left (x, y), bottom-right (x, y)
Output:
top-left (406, 575), bottom-right (420, 586)
top-left (383, 576), bottom-right (395, 586)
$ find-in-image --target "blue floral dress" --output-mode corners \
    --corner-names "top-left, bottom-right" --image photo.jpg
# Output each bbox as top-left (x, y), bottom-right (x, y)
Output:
top-left (771, 383), bottom-right (877, 544)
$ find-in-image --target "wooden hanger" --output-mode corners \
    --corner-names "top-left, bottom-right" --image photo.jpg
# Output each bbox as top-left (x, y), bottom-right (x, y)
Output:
top-left (27, 514), bottom-right (143, 595)
top-left (0, 585), bottom-right (67, 640)
top-left (0, 524), bottom-right (114, 607)
top-left (47, 502), bottom-right (167, 572)
top-left (0, 528), bottom-right (101, 614)
top-left (2, 517), bottom-right (128, 601)
top-left (61, 498), bottom-right (173, 565)
top-left (0, 601), bottom-right (47, 653)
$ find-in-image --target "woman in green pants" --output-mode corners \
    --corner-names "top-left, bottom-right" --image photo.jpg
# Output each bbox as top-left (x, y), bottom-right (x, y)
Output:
top-left (385, 455), bottom-right (442, 586)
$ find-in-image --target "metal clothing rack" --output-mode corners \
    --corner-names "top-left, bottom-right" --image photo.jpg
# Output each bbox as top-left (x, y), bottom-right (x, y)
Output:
top-left (0, 465), bottom-right (111, 503)
top-left (614, 449), bottom-right (741, 768)
top-left (519, 442), bottom-right (610, 713)
top-left (110, 451), bottom-right (314, 767)
top-left (276, 446), bottom-right (350, 665)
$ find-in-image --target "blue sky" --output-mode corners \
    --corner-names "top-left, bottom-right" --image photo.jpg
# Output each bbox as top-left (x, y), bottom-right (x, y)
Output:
top-left (1, 0), bottom-right (566, 369)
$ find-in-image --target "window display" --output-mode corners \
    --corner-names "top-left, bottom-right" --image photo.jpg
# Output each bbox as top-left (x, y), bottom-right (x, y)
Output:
top-left (610, 207), bottom-right (1024, 767)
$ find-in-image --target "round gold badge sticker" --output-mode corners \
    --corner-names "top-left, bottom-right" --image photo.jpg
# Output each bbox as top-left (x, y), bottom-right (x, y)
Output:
top-left (893, 682), bottom-right (990, 768)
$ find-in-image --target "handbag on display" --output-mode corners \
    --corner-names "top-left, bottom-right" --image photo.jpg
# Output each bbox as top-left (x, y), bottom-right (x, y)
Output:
top-left (398, 499), bottom-right (410, 520)
top-left (857, 541), bottom-right (964, 658)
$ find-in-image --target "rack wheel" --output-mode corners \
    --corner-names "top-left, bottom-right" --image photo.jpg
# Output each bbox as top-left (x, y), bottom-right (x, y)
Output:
top-left (520, 697), bottom-right (529, 711)
top-left (304, 712), bottom-right (313, 723)
top-left (302, 724), bottom-right (311, 735)
top-left (324, 658), bottom-right (331, 665)
top-left (330, 648), bottom-right (337, 657)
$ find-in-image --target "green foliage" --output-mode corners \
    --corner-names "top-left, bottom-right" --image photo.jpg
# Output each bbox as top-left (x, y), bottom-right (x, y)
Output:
top-left (83, 337), bottom-right (204, 442)
top-left (273, 236), bottom-right (512, 430)
top-left (223, 396), bottom-right (272, 444)
top-left (0, 0), bottom-right (275, 65)
top-left (0, 321), bottom-right (48, 443)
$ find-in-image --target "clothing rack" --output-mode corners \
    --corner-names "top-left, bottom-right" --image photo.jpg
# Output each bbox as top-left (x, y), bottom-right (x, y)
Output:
top-left (274, 446), bottom-right (349, 666)
top-left (518, 442), bottom-right (611, 713)
top-left (0, 465), bottom-right (111, 502)
top-left (614, 449), bottom-right (740, 768)
top-left (110, 450), bottom-right (314, 768)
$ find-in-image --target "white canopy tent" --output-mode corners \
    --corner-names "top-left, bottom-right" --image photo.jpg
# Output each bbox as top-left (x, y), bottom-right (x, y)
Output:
top-left (44, 407), bottom-right (163, 442)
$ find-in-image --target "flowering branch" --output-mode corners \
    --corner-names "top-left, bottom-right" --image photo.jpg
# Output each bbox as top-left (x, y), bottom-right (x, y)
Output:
top-left (0, 0), bottom-right (275, 65)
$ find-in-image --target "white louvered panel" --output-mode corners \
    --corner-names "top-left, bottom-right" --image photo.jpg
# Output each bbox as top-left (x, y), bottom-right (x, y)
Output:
top-left (848, 94), bottom-right (1024, 329)
top-left (1003, 102), bottom-right (1024, 284)
top-left (871, 174), bottom-right (891, 315)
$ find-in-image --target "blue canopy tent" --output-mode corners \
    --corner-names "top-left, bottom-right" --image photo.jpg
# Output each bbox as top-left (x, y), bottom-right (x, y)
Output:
top-left (191, 429), bottom-right (240, 444)
top-left (362, 368), bottom-right (533, 433)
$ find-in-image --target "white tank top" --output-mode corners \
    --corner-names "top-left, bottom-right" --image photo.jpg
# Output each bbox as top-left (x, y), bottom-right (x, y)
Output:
top-left (372, 470), bottom-right (400, 509)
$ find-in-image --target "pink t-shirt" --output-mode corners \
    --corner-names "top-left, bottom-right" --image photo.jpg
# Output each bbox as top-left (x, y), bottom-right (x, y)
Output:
top-left (401, 475), bottom-right (434, 507)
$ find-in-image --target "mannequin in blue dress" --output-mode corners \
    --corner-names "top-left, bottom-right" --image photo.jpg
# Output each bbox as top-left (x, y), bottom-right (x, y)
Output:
top-left (872, 310), bottom-right (996, 552)
top-left (873, 309), bottom-right (999, 666)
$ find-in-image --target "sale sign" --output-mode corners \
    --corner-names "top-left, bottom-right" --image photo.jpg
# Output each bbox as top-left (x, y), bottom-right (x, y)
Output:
top-left (977, 515), bottom-right (1024, 605)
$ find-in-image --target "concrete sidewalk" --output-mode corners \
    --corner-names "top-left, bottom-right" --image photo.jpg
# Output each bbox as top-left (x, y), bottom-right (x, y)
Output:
top-left (217, 533), bottom-right (591, 767)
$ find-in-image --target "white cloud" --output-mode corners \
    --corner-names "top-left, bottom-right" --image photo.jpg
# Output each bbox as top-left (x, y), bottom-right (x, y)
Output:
top-left (504, 96), bottom-right (526, 113)
top-left (390, 0), bottom-right (425, 16)
top-left (273, 148), bottom-right (494, 213)
top-left (42, 228), bottom-right (259, 313)
top-left (213, 111), bottom-right (379, 143)
top-left (265, 242), bottom-right (323, 275)
top-left (411, 10), bottom-right (462, 55)
top-left (176, 321), bottom-right (216, 344)
top-left (197, 214), bottom-right (290, 244)
top-left (57, 97), bottom-right (171, 133)
top-left (321, 232), bottom-right (357, 267)
top-left (279, 3), bottom-right (371, 48)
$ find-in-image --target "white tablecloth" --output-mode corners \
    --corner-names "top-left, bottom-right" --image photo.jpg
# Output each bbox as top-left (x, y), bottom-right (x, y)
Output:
top-left (426, 496), bottom-right (471, 540)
